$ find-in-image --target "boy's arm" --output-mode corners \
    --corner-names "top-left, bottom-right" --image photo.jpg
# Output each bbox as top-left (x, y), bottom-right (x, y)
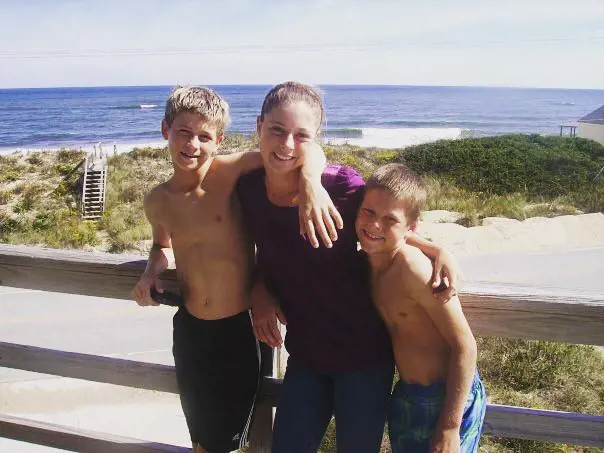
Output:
top-left (131, 191), bottom-right (174, 306)
top-left (247, 234), bottom-right (286, 348)
top-left (407, 261), bottom-right (477, 451)
top-left (406, 233), bottom-right (464, 303)
top-left (250, 277), bottom-right (287, 348)
top-left (229, 148), bottom-right (343, 248)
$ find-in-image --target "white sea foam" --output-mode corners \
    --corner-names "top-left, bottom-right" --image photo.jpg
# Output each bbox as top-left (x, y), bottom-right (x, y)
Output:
top-left (0, 141), bottom-right (167, 157)
top-left (326, 127), bottom-right (465, 149)
top-left (139, 104), bottom-right (158, 109)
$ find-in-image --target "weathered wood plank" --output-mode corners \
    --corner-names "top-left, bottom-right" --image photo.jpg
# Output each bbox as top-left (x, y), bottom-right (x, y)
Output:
top-left (2, 342), bottom-right (604, 447)
top-left (0, 413), bottom-right (189, 452)
top-left (484, 404), bottom-right (604, 447)
top-left (0, 342), bottom-right (281, 403)
top-left (0, 244), bottom-right (179, 299)
top-left (2, 244), bottom-right (603, 344)
top-left (463, 282), bottom-right (604, 345)
top-left (0, 342), bottom-right (179, 393)
top-left (248, 344), bottom-right (275, 453)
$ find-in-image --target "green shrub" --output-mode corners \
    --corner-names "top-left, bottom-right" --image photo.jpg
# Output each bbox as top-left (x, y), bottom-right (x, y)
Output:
top-left (2, 209), bottom-right (98, 248)
top-left (12, 182), bottom-right (48, 213)
top-left (0, 212), bottom-right (23, 239)
top-left (26, 152), bottom-right (44, 165)
top-left (55, 148), bottom-right (86, 164)
top-left (0, 188), bottom-right (10, 205)
top-left (98, 202), bottom-right (151, 252)
top-left (401, 136), bottom-right (604, 210)
top-left (128, 146), bottom-right (170, 160)
top-left (0, 163), bottom-right (28, 183)
top-left (221, 133), bottom-right (258, 152)
top-left (54, 163), bottom-right (75, 177)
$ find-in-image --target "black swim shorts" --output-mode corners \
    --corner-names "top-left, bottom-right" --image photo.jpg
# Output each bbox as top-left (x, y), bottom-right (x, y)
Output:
top-left (173, 307), bottom-right (260, 452)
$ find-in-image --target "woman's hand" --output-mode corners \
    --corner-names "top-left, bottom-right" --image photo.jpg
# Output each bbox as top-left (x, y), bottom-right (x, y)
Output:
top-left (297, 176), bottom-right (343, 248)
top-left (296, 141), bottom-right (343, 248)
top-left (432, 248), bottom-right (464, 303)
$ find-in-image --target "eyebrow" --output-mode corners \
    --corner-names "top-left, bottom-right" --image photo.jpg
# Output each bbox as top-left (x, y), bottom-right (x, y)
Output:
top-left (268, 121), bottom-right (311, 132)
top-left (387, 213), bottom-right (403, 222)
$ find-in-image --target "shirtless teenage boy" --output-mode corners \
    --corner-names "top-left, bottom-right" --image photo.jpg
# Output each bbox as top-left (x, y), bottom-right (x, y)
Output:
top-left (356, 163), bottom-right (486, 453)
top-left (131, 86), bottom-right (339, 453)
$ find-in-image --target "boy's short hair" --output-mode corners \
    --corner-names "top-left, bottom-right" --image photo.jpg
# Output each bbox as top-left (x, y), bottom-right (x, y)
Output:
top-left (366, 163), bottom-right (427, 224)
top-left (260, 81), bottom-right (325, 130)
top-left (164, 86), bottom-right (230, 134)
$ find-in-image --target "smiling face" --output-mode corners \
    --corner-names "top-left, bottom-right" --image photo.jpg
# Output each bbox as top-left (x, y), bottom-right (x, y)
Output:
top-left (161, 111), bottom-right (223, 171)
top-left (355, 188), bottom-right (417, 255)
top-left (256, 101), bottom-right (321, 175)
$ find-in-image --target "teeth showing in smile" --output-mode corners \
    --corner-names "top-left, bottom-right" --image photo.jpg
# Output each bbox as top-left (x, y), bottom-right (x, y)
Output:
top-left (363, 230), bottom-right (383, 240)
top-left (181, 152), bottom-right (199, 159)
top-left (273, 152), bottom-right (294, 161)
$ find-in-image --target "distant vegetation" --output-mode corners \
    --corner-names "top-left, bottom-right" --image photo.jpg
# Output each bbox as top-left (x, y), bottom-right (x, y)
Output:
top-left (324, 134), bottom-right (603, 226)
top-left (2, 134), bottom-right (604, 452)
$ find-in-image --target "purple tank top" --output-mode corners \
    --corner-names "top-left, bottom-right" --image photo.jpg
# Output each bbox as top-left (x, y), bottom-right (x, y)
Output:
top-left (237, 165), bottom-right (392, 372)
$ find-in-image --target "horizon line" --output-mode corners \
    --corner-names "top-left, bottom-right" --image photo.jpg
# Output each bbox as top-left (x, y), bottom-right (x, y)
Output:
top-left (2, 83), bottom-right (604, 91)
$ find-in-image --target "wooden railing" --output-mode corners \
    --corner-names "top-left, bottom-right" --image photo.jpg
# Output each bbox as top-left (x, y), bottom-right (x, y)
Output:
top-left (0, 243), bottom-right (603, 452)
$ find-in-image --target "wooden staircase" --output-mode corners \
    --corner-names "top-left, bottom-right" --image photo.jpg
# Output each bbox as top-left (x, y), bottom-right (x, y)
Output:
top-left (81, 155), bottom-right (108, 220)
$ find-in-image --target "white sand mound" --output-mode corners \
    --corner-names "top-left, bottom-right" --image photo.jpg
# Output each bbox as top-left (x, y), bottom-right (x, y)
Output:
top-left (417, 212), bottom-right (604, 256)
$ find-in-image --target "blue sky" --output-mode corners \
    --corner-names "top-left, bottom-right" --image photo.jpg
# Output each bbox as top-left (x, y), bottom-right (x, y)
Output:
top-left (1, 0), bottom-right (603, 89)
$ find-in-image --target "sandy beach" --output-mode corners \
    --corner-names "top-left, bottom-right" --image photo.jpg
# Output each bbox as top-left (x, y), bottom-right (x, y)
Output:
top-left (418, 211), bottom-right (604, 256)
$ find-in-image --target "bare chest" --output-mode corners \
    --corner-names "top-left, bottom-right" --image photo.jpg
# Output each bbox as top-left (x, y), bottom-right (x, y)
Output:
top-left (372, 271), bottom-right (423, 328)
top-left (164, 188), bottom-right (240, 242)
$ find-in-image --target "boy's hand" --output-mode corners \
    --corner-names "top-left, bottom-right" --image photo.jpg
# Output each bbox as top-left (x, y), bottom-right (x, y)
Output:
top-left (131, 273), bottom-right (162, 307)
top-left (430, 428), bottom-right (461, 453)
top-left (432, 248), bottom-right (464, 303)
top-left (251, 282), bottom-right (287, 348)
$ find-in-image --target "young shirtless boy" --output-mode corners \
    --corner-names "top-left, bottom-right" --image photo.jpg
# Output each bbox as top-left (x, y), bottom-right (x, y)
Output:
top-left (356, 163), bottom-right (486, 453)
top-left (130, 86), bottom-right (339, 453)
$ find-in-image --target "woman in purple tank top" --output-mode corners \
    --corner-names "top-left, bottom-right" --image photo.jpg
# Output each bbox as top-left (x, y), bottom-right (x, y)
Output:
top-left (236, 82), bottom-right (462, 453)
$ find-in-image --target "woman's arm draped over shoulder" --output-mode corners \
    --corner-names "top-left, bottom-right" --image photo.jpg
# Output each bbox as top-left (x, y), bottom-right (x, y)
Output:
top-left (296, 142), bottom-right (343, 248)
top-left (406, 234), bottom-right (464, 303)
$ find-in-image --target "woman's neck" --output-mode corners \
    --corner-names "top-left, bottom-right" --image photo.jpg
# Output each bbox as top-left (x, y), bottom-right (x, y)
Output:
top-left (264, 168), bottom-right (299, 206)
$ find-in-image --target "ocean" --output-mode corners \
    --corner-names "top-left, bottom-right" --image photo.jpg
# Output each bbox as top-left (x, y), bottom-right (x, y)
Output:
top-left (1, 85), bottom-right (603, 155)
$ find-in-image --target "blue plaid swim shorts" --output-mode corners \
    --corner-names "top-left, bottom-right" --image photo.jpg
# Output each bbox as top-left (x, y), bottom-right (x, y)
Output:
top-left (388, 370), bottom-right (486, 453)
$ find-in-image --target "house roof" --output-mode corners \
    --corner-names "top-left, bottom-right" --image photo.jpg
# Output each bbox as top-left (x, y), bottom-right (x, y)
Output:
top-left (579, 105), bottom-right (604, 125)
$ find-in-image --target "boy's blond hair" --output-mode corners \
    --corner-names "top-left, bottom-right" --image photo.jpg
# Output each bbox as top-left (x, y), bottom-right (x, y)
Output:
top-left (164, 86), bottom-right (231, 134)
top-left (260, 81), bottom-right (325, 130)
top-left (366, 163), bottom-right (427, 224)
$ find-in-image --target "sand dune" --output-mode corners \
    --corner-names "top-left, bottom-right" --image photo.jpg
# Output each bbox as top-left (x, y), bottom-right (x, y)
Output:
top-left (418, 212), bottom-right (604, 256)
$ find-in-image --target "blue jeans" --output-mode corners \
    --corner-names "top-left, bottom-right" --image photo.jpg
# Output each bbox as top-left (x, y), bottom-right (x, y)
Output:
top-left (271, 358), bottom-right (394, 453)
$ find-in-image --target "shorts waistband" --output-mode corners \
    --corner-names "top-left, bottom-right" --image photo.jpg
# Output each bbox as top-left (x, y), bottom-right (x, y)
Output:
top-left (394, 370), bottom-right (482, 398)
top-left (175, 306), bottom-right (252, 330)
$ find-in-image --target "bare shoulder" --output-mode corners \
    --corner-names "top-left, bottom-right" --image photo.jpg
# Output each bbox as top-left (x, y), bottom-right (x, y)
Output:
top-left (395, 245), bottom-right (434, 290)
top-left (144, 182), bottom-right (170, 220)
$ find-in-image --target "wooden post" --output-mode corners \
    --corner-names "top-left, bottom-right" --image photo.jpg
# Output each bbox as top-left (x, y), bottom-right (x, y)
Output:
top-left (248, 343), bottom-right (275, 453)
